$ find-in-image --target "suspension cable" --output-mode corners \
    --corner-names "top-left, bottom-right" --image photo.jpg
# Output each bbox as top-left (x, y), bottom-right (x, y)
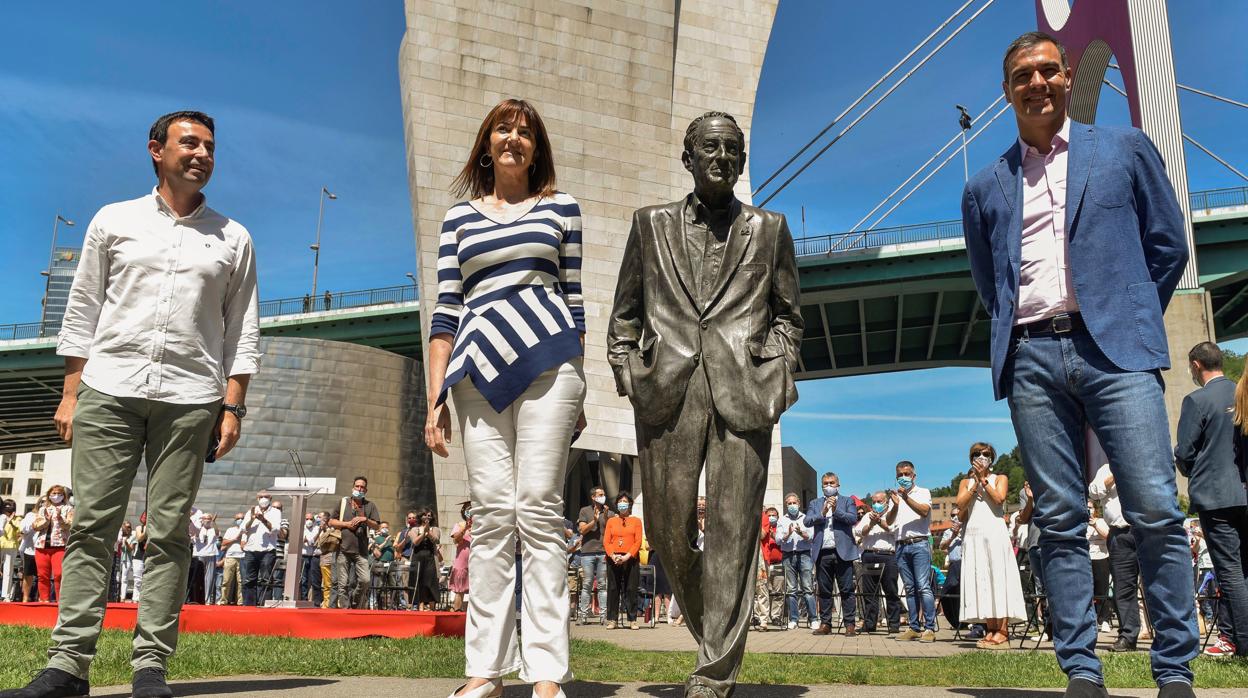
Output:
top-left (757, 0), bottom-right (998, 207)
top-left (1107, 64), bottom-right (1248, 110)
top-left (751, 0), bottom-right (978, 197)
top-left (1102, 78), bottom-right (1248, 182)
top-left (828, 101), bottom-right (1012, 253)
top-left (848, 95), bottom-right (1005, 234)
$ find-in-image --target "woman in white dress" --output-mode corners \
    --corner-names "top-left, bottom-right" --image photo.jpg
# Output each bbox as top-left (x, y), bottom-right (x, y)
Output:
top-left (956, 442), bottom-right (1026, 649)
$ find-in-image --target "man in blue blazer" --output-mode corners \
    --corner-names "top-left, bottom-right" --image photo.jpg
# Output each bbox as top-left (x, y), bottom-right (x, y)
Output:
top-left (962, 32), bottom-right (1198, 698)
top-left (804, 472), bottom-right (861, 636)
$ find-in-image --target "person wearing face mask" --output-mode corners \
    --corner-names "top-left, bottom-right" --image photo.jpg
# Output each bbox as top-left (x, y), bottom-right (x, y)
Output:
top-left (886, 461), bottom-right (936, 641)
top-left (955, 443), bottom-right (1026, 649)
top-left (312, 511), bottom-right (334, 608)
top-left (603, 492), bottom-right (643, 630)
top-left (217, 513), bottom-right (246, 606)
top-left (369, 522), bottom-right (397, 608)
top-left (187, 510), bottom-right (219, 604)
top-left (1174, 342), bottom-right (1247, 659)
top-left (854, 491), bottom-right (901, 635)
top-left (32, 484), bottom-right (74, 602)
top-left (804, 473), bottom-right (860, 636)
top-left (114, 521), bottom-right (135, 603)
top-left (777, 493), bottom-right (816, 630)
top-left (575, 487), bottom-right (613, 624)
top-left (450, 502), bottom-right (474, 613)
top-left (299, 514), bottom-right (323, 606)
top-left (328, 477), bottom-right (381, 609)
top-left (407, 509), bottom-right (441, 611)
top-left (1, 499), bottom-right (19, 602)
top-left (751, 507), bottom-right (784, 630)
top-left (240, 490), bottom-right (282, 606)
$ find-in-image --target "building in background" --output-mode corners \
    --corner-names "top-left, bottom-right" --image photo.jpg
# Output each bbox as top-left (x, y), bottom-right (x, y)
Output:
top-left (39, 247), bottom-right (81, 337)
top-left (399, 0), bottom-right (782, 529)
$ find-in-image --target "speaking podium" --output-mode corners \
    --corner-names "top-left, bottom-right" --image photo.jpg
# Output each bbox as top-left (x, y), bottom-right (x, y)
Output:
top-left (265, 473), bottom-right (336, 608)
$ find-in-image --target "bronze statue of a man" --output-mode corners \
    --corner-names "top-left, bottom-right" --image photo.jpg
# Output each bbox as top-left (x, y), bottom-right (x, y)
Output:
top-left (608, 112), bottom-right (803, 698)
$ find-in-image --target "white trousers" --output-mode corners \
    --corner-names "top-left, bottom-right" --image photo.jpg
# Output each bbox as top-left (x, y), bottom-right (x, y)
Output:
top-left (454, 361), bottom-right (585, 684)
top-left (1, 549), bottom-right (16, 600)
top-left (131, 559), bottom-right (145, 602)
top-left (118, 557), bottom-right (135, 601)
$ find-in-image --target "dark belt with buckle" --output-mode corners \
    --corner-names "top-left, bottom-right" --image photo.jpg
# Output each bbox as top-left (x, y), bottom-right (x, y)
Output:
top-left (1016, 312), bottom-right (1085, 337)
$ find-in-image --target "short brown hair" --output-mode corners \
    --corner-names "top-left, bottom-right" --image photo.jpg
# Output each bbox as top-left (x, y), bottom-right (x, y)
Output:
top-left (451, 99), bottom-right (557, 200)
top-left (1002, 31), bottom-right (1068, 84)
top-left (969, 442), bottom-right (996, 463)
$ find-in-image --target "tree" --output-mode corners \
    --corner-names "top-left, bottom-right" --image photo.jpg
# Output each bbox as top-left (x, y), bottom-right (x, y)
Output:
top-left (1222, 348), bottom-right (1244, 383)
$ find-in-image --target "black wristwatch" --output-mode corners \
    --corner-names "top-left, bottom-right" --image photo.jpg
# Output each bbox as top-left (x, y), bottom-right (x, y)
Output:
top-left (222, 403), bottom-right (247, 419)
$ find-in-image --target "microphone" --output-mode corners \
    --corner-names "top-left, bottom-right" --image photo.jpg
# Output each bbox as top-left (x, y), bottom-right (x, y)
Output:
top-left (287, 450), bottom-right (308, 486)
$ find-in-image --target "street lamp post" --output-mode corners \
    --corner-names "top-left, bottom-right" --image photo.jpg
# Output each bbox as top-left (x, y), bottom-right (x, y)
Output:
top-left (310, 186), bottom-right (337, 300)
top-left (39, 214), bottom-right (75, 337)
top-left (956, 104), bottom-right (973, 184)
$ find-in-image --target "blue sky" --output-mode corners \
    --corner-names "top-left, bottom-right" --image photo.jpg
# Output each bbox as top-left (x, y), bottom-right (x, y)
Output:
top-left (2, 2), bottom-right (1245, 498)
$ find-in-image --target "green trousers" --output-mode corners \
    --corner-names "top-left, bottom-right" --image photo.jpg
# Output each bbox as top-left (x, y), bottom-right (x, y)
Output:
top-left (48, 385), bottom-right (219, 680)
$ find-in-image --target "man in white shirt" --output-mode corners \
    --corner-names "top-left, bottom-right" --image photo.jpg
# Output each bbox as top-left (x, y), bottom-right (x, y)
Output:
top-left (1088, 462), bottom-right (1141, 653)
top-left (776, 492), bottom-right (816, 630)
top-left (218, 513), bottom-right (247, 606)
top-left (855, 491), bottom-right (901, 634)
top-left (189, 510), bottom-right (219, 604)
top-left (885, 461), bottom-right (936, 641)
top-left (241, 490), bottom-right (282, 607)
top-left (300, 513), bottom-right (323, 606)
top-left (8, 111), bottom-right (260, 698)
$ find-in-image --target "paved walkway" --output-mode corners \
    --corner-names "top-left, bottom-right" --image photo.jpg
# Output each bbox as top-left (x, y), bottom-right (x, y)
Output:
top-left (91, 676), bottom-right (1246, 697)
top-left (570, 621), bottom-right (1148, 659)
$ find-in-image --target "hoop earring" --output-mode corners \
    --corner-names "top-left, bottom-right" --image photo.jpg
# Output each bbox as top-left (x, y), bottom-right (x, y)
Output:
top-left (478, 153), bottom-right (493, 168)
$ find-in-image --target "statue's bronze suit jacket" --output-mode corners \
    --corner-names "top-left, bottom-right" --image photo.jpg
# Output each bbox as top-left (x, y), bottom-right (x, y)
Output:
top-left (607, 197), bottom-right (803, 433)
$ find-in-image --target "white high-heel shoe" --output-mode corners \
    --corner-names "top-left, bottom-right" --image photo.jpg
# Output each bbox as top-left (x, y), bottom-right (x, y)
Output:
top-left (446, 678), bottom-right (501, 698)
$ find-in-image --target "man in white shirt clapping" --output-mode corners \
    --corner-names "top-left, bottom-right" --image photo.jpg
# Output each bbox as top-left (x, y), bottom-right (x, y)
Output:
top-left (854, 491), bottom-right (901, 635)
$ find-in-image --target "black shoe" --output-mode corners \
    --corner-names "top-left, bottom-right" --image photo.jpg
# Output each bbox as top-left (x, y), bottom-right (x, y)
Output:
top-left (1063, 678), bottom-right (1109, 698)
top-left (1158, 682), bottom-right (1196, 698)
top-left (0, 668), bottom-right (89, 698)
top-left (131, 669), bottom-right (172, 698)
top-left (1108, 637), bottom-right (1138, 653)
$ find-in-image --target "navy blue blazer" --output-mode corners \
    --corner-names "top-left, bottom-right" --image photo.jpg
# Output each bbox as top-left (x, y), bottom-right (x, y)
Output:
top-left (804, 496), bottom-right (860, 563)
top-left (1175, 376), bottom-right (1247, 512)
top-left (962, 121), bottom-right (1189, 400)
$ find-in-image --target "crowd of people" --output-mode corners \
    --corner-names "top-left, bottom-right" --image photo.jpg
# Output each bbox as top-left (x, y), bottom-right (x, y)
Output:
top-left (0, 480), bottom-right (458, 612)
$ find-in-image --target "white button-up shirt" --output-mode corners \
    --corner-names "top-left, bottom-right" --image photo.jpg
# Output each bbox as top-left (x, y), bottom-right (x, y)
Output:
top-left (242, 506), bottom-right (283, 552)
top-left (1088, 463), bottom-right (1127, 528)
top-left (1016, 118), bottom-right (1080, 325)
top-left (854, 510), bottom-right (897, 553)
top-left (58, 189), bottom-right (261, 404)
top-left (776, 513), bottom-right (812, 552)
top-left (893, 487), bottom-right (932, 540)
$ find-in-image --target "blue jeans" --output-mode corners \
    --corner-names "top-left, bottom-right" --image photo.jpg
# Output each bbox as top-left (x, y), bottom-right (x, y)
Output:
top-left (897, 540), bottom-right (936, 631)
top-left (241, 550), bottom-right (275, 607)
top-left (781, 550), bottom-right (816, 623)
top-left (1006, 329), bottom-right (1198, 686)
top-left (577, 552), bottom-right (608, 618)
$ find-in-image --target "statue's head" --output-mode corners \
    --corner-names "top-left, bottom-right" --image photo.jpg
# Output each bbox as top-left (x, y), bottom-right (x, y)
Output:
top-left (682, 111), bottom-right (746, 202)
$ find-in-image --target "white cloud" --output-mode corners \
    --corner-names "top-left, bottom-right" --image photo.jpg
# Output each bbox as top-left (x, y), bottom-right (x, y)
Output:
top-left (787, 411), bottom-right (1011, 425)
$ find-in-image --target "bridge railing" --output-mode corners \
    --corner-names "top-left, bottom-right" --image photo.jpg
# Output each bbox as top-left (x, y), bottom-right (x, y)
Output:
top-left (0, 284), bottom-right (421, 341)
top-left (1190, 185), bottom-right (1248, 213)
top-left (795, 185), bottom-right (1248, 257)
top-left (259, 284), bottom-right (418, 317)
top-left (0, 322), bottom-right (45, 341)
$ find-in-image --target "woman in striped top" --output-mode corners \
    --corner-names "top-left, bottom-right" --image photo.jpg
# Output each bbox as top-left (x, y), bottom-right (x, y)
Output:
top-left (427, 99), bottom-right (585, 698)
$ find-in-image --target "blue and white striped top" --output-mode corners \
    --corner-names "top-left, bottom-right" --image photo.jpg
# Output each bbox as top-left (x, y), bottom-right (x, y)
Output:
top-left (431, 192), bottom-right (585, 411)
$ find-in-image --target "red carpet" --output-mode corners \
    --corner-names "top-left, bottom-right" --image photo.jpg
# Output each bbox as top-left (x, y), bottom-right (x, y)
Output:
top-left (0, 603), bottom-right (465, 640)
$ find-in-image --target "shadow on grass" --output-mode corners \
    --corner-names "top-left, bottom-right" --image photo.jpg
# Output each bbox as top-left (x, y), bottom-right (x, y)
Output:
top-left (92, 677), bottom-right (339, 697)
top-left (638, 685), bottom-right (810, 697)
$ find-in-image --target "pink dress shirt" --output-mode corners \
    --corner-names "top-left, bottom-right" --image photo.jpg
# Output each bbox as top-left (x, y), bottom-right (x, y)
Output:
top-left (1015, 119), bottom-right (1080, 325)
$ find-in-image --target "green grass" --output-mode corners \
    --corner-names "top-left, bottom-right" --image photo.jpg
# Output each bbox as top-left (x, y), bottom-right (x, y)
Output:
top-left (1, 625), bottom-right (1245, 688)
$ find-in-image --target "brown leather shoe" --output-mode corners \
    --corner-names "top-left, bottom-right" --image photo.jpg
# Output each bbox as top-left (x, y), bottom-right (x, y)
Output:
top-left (811, 623), bottom-right (832, 636)
top-left (844, 623), bottom-right (858, 637)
